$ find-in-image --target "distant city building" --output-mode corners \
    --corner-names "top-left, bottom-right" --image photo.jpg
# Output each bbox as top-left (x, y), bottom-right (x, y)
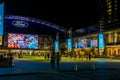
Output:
top-left (99, 0), bottom-right (120, 24)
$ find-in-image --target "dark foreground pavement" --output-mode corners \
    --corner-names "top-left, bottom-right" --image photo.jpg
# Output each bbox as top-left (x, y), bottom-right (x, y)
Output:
top-left (0, 58), bottom-right (120, 80)
top-left (1, 70), bottom-right (120, 80)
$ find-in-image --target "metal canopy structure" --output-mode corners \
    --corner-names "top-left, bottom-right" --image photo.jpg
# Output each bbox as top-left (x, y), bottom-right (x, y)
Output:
top-left (5, 15), bottom-right (68, 33)
top-left (74, 22), bottom-right (120, 37)
top-left (4, 15), bottom-right (120, 38)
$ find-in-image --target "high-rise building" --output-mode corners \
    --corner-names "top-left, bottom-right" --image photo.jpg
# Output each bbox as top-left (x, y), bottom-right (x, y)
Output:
top-left (106, 0), bottom-right (119, 23)
top-left (99, 0), bottom-right (120, 24)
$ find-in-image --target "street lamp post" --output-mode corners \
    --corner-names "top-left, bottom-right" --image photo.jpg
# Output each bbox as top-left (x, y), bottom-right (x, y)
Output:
top-left (68, 27), bottom-right (73, 57)
top-left (68, 27), bottom-right (78, 71)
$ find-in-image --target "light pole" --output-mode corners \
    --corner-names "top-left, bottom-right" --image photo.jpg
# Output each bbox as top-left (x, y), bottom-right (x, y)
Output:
top-left (55, 32), bottom-right (59, 53)
top-left (67, 27), bottom-right (72, 57)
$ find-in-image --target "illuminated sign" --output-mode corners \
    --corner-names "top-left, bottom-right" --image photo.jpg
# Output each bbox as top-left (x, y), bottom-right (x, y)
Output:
top-left (98, 34), bottom-right (104, 48)
top-left (78, 39), bottom-right (88, 48)
top-left (0, 4), bottom-right (4, 35)
top-left (67, 38), bottom-right (72, 52)
top-left (55, 40), bottom-right (59, 52)
top-left (90, 40), bottom-right (98, 48)
top-left (12, 20), bottom-right (29, 28)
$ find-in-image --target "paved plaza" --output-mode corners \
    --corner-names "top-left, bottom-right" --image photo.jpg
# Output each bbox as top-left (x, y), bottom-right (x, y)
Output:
top-left (0, 58), bottom-right (120, 80)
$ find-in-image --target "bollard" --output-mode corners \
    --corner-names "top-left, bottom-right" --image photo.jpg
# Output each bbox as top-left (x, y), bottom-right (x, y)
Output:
top-left (74, 64), bottom-right (78, 71)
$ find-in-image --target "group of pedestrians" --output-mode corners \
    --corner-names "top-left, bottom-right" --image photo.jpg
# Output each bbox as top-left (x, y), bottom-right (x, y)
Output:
top-left (50, 51), bottom-right (60, 69)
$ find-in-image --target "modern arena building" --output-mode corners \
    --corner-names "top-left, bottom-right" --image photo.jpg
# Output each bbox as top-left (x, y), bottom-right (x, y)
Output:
top-left (0, 15), bottom-right (68, 57)
top-left (0, 0), bottom-right (120, 59)
top-left (0, 15), bottom-right (120, 58)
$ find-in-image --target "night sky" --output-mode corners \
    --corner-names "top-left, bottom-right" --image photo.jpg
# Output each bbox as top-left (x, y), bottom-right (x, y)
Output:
top-left (3, 0), bottom-right (99, 31)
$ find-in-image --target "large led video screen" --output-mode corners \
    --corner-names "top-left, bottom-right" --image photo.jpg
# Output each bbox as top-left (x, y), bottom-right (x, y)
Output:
top-left (90, 40), bottom-right (98, 48)
top-left (78, 39), bottom-right (89, 48)
top-left (8, 33), bottom-right (38, 49)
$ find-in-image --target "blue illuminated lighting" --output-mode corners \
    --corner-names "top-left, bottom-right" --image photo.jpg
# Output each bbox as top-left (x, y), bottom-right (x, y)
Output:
top-left (5, 15), bottom-right (67, 33)
top-left (75, 28), bottom-right (86, 33)
top-left (12, 20), bottom-right (29, 28)
top-left (98, 34), bottom-right (104, 48)
top-left (0, 4), bottom-right (4, 35)
top-left (67, 38), bottom-right (72, 51)
top-left (55, 40), bottom-right (59, 52)
top-left (75, 25), bottom-right (98, 34)
top-left (75, 42), bottom-right (78, 48)
top-left (90, 39), bottom-right (98, 48)
top-left (31, 19), bottom-right (36, 22)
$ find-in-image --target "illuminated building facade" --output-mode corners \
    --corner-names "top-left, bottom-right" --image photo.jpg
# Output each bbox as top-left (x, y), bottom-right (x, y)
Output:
top-left (0, 15), bottom-right (67, 56)
top-left (68, 0), bottom-right (120, 58)
top-left (72, 26), bottom-right (120, 57)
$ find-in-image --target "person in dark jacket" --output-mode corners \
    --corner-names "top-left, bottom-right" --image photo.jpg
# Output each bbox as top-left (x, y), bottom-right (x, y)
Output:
top-left (88, 53), bottom-right (91, 60)
top-left (50, 51), bottom-right (55, 69)
top-left (56, 52), bottom-right (60, 69)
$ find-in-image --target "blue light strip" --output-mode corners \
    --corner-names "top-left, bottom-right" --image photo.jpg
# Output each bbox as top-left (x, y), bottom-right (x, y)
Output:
top-left (67, 38), bottom-right (72, 51)
top-left (55, 40), bottom-right (59, 52)
top-left (98, 34), bottom-right (104, 48)
top-left (75, 42), bottom-right (78, 48)
top-left (0, 4), bottom-right (4, 35)
top-left (5, 15), bottom-right (67, 33)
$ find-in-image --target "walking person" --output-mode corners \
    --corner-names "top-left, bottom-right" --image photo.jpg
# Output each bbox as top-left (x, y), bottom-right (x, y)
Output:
top-left (56, 52), bottom-right (60, 69)
top-left (50, 51), bottom-right (55, 69)
top-left (47, 53), bottom-right (50, 60)
top-left (88, 53), bottom-right (91, 60)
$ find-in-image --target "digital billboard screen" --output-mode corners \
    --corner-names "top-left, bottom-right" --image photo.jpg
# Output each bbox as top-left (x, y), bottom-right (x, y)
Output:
top-left (8, 33), bottom-right (38, 49)
top-left (78, 39), bottom-right (89, 48)
top-left (90, 40), bottom-right (98, 48)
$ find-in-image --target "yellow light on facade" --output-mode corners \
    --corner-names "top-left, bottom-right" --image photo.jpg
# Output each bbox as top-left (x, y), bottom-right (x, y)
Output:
top-left (108, 5), bottom-right (112, 8)
top-left (107, 9), bottom-right (112, 13)
top-left (107, 2), bottom-right (111, 5)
